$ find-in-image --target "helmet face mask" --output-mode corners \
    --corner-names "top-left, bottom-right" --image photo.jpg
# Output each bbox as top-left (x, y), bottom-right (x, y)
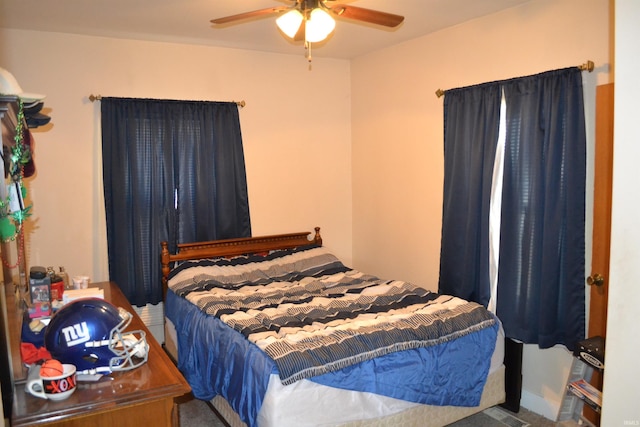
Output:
top-left (45, 298), bottom-right (149, 374)
top-left (107, 308), bottom-right (149, 371)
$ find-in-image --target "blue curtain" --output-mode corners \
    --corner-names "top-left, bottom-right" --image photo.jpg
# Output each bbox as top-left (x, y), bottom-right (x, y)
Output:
top-left (498, 69), bottom-right (586, 349)
top-left (438, 82), bottom-right (502, 307)
top-left (438, 68), bottom-right (586, 350)
top-left (101, 98), bottom-right (251, 306)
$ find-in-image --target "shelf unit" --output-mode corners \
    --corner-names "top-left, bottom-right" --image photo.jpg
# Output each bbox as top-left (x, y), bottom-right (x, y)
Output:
top-left (557, 337), bottom-right (604, 426)
top-left (1, 95), bottom-right (28, 422)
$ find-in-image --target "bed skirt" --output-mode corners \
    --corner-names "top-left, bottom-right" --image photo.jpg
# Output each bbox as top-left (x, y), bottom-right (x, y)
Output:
top-left (208, 365), bottom-right (505, 427)
top-left (166, 321), bottom-right (505, 427)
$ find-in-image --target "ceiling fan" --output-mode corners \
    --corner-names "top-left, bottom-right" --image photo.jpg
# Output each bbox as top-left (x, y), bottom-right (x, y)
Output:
top-left (211, 0), bottom-right (405, 61)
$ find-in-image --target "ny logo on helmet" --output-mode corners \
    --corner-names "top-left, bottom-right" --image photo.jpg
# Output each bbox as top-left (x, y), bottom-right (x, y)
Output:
top-left (61, 322), bottom-right (90, 347)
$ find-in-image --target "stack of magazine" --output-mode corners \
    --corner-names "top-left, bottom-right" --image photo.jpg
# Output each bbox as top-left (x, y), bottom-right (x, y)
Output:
top-left (567, 379), bottom-right (602, 412)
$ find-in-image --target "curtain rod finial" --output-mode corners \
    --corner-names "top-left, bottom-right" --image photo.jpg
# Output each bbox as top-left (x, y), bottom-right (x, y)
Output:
top-left (436, 89), bottom-right (444, 98)
top-left (579, 60), bottom-right (595, 72)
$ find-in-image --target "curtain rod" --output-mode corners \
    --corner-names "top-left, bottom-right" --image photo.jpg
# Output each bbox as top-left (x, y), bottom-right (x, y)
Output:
top-left (88, 94), bottom-right (246, 108)
top-left (434, 60), bottom-right (595, 98)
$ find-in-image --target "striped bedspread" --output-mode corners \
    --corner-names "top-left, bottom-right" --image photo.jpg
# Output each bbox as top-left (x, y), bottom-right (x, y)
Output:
top-left (168, 245), bottom-right (497, 385)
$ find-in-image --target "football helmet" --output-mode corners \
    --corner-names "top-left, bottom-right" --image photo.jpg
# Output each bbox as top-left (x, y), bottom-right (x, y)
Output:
top-left (44, 298), bottom-right (149, 374)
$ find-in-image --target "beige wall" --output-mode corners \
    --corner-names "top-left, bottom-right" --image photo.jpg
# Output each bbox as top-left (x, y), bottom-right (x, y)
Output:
top-left (351, 0), bottom-right (610, 288)
top-left (350, 0), bottom-right (610, 419)
top-left (602, 0), bottom-right (640, 424)
top-left (0, 31), bottom-right (354, 282)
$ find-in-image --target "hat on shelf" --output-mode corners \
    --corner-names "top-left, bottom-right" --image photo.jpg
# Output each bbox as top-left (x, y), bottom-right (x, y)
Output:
top-left (0, 67), bottom-right (51, 128)
top-left (0, 67), bottom-right (46, 104)
top-left (26, 112), bottom-right (51, 129)
top-left (24, 101), bottom-right (44, 115)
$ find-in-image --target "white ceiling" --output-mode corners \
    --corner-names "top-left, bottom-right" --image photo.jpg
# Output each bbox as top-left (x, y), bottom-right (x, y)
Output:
top-left (0, 0), bottom-right (532, 60)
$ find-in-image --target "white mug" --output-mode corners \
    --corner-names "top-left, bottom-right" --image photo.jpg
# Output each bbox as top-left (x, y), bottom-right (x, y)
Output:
top-left (26, 364), bottom-right (77, 401)
top-left (72, 275), bottom-right (90, 289)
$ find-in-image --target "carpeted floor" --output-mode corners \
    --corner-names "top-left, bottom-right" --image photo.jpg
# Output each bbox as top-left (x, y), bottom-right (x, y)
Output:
top-left (177, 397), bottom-right (566, 427)
top-left (448, 406), bottom-right (562, 426)
top-left (178, 396), bottom-right (227, 427)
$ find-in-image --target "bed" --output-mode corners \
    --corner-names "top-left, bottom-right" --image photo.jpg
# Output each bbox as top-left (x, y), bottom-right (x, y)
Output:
top-left (161, 228), bottom-right (505, 427)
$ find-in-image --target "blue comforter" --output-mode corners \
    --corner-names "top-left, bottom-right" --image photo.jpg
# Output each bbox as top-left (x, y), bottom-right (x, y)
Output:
top-left (166, 245), bottom-right (498, 426)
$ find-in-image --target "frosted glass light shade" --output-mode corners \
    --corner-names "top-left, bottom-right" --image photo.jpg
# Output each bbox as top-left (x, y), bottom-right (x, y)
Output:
top-left (276, 9), bottom-right (304, 39)
top-left (305, 8), bottom-right (335, 42)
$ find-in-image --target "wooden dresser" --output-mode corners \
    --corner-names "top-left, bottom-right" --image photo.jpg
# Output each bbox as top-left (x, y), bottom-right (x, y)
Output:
top-left (5, 281), bottom-right (190, 427)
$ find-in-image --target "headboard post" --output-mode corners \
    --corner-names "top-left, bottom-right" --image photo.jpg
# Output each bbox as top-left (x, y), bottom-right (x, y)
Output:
top-left (160, 241), bottom-right (170, 297)
top-left (313, 227), bottom-right (322, 246)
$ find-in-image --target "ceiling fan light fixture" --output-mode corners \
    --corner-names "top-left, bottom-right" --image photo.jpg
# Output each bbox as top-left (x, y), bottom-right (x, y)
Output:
top-left (212, 2), bottom-right (404, 63)
top-left (305, 8), bottom-right (335, 43)
top-left (276, 9), bottom-right (304, 39)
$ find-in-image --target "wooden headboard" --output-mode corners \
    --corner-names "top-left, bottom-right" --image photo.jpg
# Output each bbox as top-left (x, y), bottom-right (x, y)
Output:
top-left (160, 227), bottom-right (322, 296)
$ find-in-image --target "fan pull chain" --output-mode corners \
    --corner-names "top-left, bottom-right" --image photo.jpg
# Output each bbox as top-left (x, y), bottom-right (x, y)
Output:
top-left (305, 41), bottom-right (312, 63)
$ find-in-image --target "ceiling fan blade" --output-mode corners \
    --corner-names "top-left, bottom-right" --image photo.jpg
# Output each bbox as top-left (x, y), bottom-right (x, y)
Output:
top-left (211, 7), bottom-right (288, 25)
top-left (329, 5), bottom-right (404, 27)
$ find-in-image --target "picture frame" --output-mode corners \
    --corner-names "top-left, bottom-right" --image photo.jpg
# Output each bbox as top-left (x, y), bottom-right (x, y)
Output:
top-left (30, 282), bottom-right (50, 304)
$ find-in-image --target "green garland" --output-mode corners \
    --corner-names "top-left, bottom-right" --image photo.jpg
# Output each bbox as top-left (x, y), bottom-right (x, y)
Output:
top-left (0, 98), bottom-right (33, 241)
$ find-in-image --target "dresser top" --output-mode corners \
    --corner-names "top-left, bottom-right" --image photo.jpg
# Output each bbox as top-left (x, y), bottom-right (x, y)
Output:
top-left (6, 281), bottom-right (190, 426)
